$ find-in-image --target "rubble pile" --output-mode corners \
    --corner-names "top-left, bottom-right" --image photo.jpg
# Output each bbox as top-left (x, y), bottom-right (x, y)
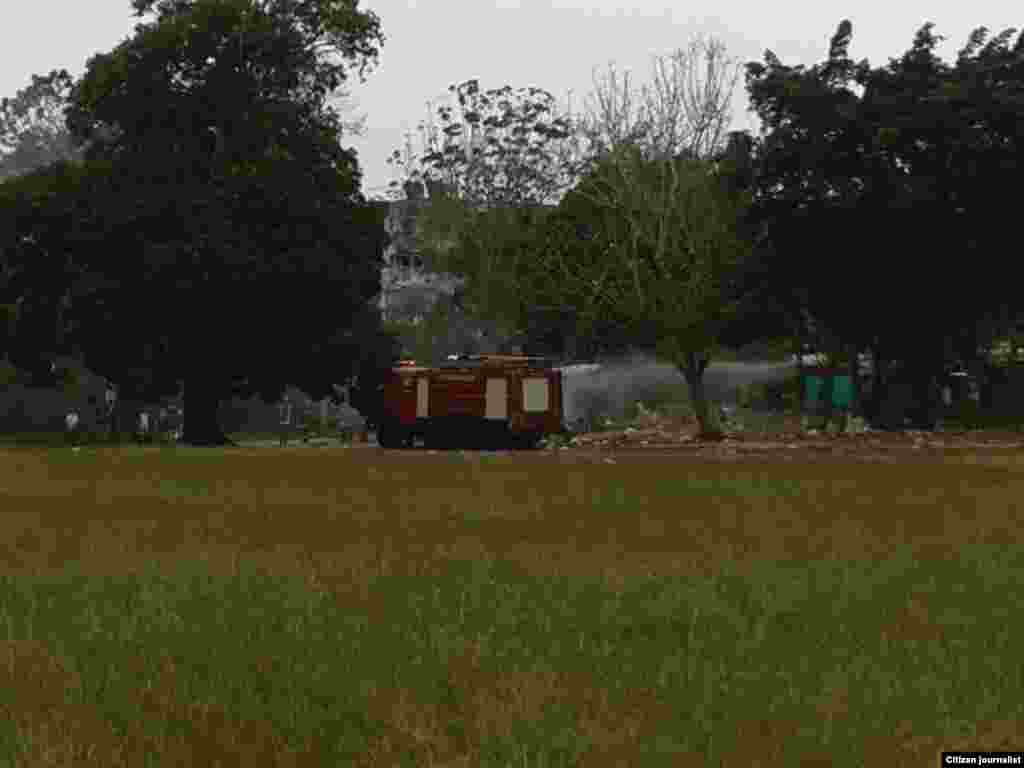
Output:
top-left (543, 405), bottom-right (1024, 457)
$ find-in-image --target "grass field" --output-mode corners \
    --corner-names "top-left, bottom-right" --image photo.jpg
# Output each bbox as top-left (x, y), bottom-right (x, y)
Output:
top-left (1, 443), bottom-right (1022, 766)
top-left (0, 428), bottom-right (354, 450)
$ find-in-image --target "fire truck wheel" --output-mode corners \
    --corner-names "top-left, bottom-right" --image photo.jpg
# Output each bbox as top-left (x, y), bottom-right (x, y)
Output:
top-left (511, 433), bottom-right (541, 450)
top-left (377, 420), bottom-right (408, 449)
top-left (425, 428), bottom-right (457, 450)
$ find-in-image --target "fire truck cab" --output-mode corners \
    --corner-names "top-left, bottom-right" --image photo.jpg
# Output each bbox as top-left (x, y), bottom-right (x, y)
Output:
top-left (377, 355), bottom-right (565, 449)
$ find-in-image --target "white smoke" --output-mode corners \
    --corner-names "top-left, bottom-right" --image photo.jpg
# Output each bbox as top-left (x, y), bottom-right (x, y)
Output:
top-left (559, 350), bottom-right (688, 431)
top-left (558, 350), bottom-right (799, 432)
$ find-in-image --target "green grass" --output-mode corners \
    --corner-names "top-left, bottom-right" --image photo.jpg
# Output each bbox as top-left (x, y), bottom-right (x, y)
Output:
top-left (1, 445), bottom-right (1022, 765)
top-left (0, 427), bottom-right (352, 450)
top-left (3, 548), bottom-right (1022, 765)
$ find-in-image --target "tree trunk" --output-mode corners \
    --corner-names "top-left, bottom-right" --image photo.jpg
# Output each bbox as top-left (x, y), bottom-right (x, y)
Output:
top-left (865, 344), bottom-right (890, 429)
top-left (182, 378), bottom-right (236, 447)
top-left (847, 344), bottom-right (860, 419)
top-left (110, 401), bottom-right (122, 444)
top-left (679, 351), bottom-right (722, 440)
top-left (977, 360), bottom-right (996, 411)
top-left (820, 367), bottom-right (835, 431)
top-left (905, 353), bottom-right (941, 431)
top-left (794, 336), bottom-right (805, 423)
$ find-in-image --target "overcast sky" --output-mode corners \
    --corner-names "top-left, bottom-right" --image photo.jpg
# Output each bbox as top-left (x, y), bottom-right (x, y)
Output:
top-left (2, 1), bottom-right (1017, 198)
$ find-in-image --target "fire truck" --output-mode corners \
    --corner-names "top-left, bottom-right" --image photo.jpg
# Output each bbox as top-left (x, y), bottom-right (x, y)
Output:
top-left (376, 355), bottom-right (566, 449)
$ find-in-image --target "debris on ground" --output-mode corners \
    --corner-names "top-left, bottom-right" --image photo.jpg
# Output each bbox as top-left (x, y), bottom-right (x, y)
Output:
top-left (542, 406), bottom-right (1024, 459)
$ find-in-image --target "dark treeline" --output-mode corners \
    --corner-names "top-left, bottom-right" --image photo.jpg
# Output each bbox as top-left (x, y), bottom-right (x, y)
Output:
top-left (1, 0), bottom-right (399, 445)
top-left (729, 20), bottom-right (1024, 429)
top-left (2, 11), bottom-right (1022, 440)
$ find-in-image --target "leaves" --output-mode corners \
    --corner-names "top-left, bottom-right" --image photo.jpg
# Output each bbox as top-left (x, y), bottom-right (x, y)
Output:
top-left (536, 145), bottom-right (753, 390)
top-left (576, 37), bottom-right (742, 169)
top-left (741, 18), bottom-right (1024, 429)
top-left (0, 69), bottom-right (82, 181)
top-left (1, 0), bottom-right (390, 439)
top-left (388, 78), bottom-right (583, 209)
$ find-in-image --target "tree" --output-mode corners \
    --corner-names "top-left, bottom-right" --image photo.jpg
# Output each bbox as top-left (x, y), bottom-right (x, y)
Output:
top-left (915, 24), bottom-right (1024, 408)
top-left (707, 131), bottom-right (810, 361)
top-left (540, 143), bottom-right (754, 436)
top-left (745, 20), bottom-right (1024, 429)
top-left (0, 158), bottom-right (108, 387)
top-left (383, 79), bottom-right (590, 355)
top-left (575, 35), bottom-right (742, 166)
top-left (387, 78), bottom-right (585, 207)
top-left (328, 301), bottom-right (401, 431)
top-left (0, 91), bottom-right (89, 388)
top-left (0, 70), bottom-right (82, 181)
top-left (394, 37), bottom-right (743, 362)
top-left (1, 70), bottom-right (136, 387)
top-left (746, 22), bottom-right (916, 426)
top-left (40, 0), bottom-right (388, 445)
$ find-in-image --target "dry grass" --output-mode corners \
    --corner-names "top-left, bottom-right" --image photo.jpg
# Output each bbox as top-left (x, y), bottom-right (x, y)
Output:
top-left (0, 443), bottom-right (1022, 765)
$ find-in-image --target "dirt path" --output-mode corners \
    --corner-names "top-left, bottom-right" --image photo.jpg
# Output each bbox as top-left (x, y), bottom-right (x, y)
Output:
top-left (227, 422), bottom-right (1024, 467)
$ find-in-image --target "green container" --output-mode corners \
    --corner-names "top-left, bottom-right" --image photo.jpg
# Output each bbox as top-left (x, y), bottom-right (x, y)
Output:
top-left (804, 371), bottom-right (853, 411)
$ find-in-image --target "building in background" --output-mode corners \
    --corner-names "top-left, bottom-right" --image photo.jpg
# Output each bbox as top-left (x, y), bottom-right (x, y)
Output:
top-left (372, 196), bottom-right (464, 327)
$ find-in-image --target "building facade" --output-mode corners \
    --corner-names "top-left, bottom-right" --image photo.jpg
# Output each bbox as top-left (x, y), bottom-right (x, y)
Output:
top-left (372, 193), bottom-right (464, 326)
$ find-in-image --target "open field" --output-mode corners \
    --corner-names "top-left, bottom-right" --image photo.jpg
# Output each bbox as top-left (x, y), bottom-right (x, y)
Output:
top-left (0, 431), bottom-right (355, 450)
top-left (1, 442), bottom-right (1023, 766)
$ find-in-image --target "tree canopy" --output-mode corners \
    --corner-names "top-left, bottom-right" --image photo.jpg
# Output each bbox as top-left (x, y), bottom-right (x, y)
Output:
top-left (748, 20), bottom-right (1024, 426)
top-left (533, 142), bottom-right (754, 434)
top-left (387, 38), bottom-right (746, 362)
top-left (1, 0), bottom-right (390, 444)
top-left (0, 69), bottom-right (82, 182)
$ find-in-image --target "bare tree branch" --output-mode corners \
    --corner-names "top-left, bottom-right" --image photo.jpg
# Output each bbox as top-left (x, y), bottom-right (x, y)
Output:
top-left (574, 34), bottom-right (742, 164)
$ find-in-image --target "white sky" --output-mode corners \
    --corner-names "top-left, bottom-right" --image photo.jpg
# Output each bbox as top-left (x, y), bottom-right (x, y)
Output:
top-left (2, 1), bottom-right (1018, 198)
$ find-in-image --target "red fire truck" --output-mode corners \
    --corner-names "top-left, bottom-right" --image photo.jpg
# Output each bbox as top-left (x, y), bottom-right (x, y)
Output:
top-left (376, 355), bottom-right (566, 449)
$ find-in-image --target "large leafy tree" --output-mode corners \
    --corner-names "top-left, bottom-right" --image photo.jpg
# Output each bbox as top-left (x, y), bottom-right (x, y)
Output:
top-left (0, 70), bottom-right (88, 377)
top-left (708, 130), bottom-right (809, 355)
top-left (0, 70), bottom-right (83, 182)
top-left (383, 79), bottom-right (587, 356)
top-left (388, 78), bottom-right (584, 207)
top-left (744, 21), bottom-right (880, 357)
top-left (746, 20), bottom-right (1024, 429)
top-left (395, 38), bottom-right (745, 361)
top-left (36, 0), bottom-right (389, 445)
top-left (899, 24), bottom-right (1024, 404)
top-left (0, 158), bottom-right (109, 386)
top-left (327, 300), bottom-right (401, 432)
top-left (535, 143), bottom-right (754, 436)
